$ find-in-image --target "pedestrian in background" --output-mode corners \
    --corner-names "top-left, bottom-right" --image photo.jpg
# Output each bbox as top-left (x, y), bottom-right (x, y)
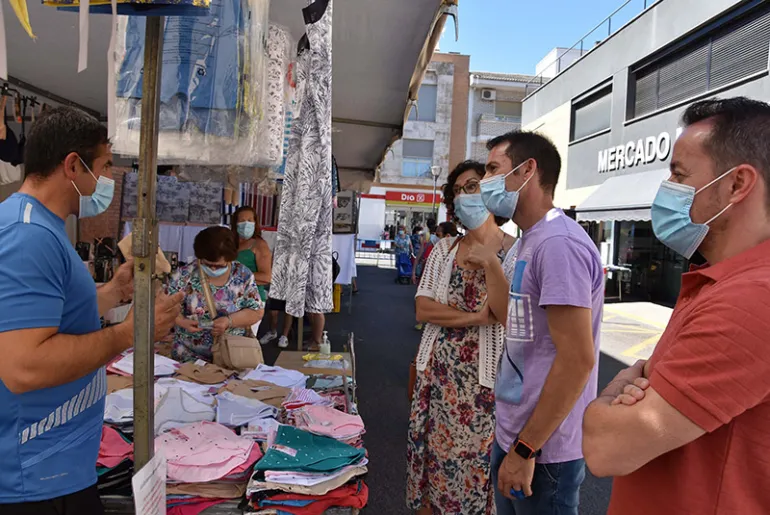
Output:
top-left (583, 97), bottom-right (770, 515)
top-left (407, 160), bottom-right (517, 515)
top-left (483, 131), bottom-right (603, 515)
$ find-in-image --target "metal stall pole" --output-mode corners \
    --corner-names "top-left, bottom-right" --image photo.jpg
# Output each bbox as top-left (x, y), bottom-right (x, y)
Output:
top-left (132, 17), bottom-right (165, 471)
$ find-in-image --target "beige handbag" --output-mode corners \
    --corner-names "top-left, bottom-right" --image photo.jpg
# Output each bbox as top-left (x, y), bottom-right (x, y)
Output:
top-left (198, 262), bottom-right (264, 370)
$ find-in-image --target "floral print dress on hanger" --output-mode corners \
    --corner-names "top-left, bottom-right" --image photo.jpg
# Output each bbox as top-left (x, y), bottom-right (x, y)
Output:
top-left (406, 255), bottom-right (500, 515)
top-left (166, 261), bottom-right (264, 362)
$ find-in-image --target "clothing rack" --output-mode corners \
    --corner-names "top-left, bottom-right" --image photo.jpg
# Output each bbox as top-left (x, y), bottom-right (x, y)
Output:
top-left (0, 83), bottom-right (45, 123)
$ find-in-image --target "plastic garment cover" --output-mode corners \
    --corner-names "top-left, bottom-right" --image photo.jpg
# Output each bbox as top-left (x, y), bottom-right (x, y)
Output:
top-left (110, 0), bottom-right (272, 165)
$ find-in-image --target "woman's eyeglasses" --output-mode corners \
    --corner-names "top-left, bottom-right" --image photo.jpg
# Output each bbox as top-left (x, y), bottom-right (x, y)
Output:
top-left (452, 180), bottom-right (480, 196)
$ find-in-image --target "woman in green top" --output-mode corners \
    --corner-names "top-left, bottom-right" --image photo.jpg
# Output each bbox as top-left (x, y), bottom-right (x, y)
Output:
top-left (232, 206), bottom-right (272, 302)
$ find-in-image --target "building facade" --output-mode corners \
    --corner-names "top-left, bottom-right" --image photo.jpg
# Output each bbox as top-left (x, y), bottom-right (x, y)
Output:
top-left (359, 52), bottom-right (470, 240)
top-left (522, 0), bottom-right (770, 305)
top-left (466, 71), bottom-right (535, 163)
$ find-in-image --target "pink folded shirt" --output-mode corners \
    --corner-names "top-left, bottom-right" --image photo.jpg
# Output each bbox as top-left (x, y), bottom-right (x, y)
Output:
top-left (156, 421), bottom-right (256, 483)
top-left (295, 405), bottom-right (365, 440)
top-left (98, 425), bottom-right (134, 468)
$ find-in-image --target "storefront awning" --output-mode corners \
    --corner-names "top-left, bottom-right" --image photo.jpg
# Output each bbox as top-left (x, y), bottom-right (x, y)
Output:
top-left (5, 0), bottom-right (447, 175)
top-left (576, 168), bottom-right (671, 223)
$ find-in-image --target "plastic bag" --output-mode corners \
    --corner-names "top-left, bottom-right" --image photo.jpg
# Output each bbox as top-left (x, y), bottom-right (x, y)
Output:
top-left (110, 0), bottom-right (272, 166)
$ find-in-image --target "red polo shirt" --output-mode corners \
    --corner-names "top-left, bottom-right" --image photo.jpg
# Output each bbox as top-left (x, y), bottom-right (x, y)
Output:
top-left (609, 239), bottom-right (770, 515)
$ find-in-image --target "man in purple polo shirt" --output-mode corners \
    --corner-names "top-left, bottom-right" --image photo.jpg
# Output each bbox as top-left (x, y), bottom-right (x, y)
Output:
top-left (481, 131), bottom-right (604, 515)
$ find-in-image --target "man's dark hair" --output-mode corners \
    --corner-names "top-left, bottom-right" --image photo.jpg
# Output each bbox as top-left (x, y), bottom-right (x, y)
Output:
top-left (682, 97), bottom-right (770, 205)
top-left (194, 226), bottom-right (239, 262)
top-left (438, 221), bottom-right (458, 237)
top-left (486, 131), bottom-right (562, 197)
top-left (426, 218), bottom-right (437, 232)
top-left (24, 106), bottom-right (109, 180)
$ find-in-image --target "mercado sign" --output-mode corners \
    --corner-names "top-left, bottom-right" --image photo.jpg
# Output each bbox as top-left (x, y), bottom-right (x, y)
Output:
top-left (598, 127), bottom-right (684, 173)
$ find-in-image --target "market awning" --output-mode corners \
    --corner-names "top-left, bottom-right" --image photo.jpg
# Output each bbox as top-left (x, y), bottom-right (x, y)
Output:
top-left (5, 0), bottom-right (447, 175)
top-left (576, 168), bottom-right (671, 223)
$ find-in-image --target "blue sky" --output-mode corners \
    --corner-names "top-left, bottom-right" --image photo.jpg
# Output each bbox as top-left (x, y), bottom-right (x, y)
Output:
top-left (438, 0), bottom-right (651, 76)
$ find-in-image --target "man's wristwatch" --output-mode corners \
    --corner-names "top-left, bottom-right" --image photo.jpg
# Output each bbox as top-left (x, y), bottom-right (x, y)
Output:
top-left (511, 437), bottom-right (542, 460)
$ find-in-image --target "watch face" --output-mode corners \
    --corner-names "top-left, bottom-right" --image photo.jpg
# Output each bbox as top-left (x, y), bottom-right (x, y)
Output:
top-left (514, 440), bottom-right (535, 460)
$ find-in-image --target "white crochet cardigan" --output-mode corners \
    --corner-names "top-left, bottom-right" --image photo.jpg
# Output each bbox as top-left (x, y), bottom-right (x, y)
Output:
top-left (415, 236), bottom-right (519, 388)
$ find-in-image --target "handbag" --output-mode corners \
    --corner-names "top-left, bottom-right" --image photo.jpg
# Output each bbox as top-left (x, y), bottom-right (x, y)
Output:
top-left (198, 261), bottom-right (264, 370)
top-left (408, 237), bottom-right (463, 402)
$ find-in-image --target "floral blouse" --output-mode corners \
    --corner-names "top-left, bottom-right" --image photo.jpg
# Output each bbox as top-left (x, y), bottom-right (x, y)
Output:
top-left (166, 261), bottom-right (264, 363)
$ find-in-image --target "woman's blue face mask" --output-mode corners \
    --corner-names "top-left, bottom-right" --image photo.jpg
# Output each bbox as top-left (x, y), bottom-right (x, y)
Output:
top-left (200, 262), bottom-right (230, 278)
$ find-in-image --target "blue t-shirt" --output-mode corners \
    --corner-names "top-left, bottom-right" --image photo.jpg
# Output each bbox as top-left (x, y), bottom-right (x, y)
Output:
top-left (0, 194), bottom-right (104, 503)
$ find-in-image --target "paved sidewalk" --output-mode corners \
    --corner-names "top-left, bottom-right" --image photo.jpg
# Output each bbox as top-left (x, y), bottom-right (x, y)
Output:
top-left (601, 302), bottom-right (673, 366)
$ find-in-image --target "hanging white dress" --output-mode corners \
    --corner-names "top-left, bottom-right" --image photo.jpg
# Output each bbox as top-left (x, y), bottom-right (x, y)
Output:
top-left (269, 0), bottom-right (333, 318)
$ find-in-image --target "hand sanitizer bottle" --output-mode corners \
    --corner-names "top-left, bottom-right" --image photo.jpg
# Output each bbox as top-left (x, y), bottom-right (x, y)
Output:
top-left (319, 331), bottom-right (331, 357)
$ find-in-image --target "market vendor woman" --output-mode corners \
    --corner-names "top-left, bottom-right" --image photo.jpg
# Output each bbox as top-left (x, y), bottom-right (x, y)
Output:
top-left (168, 226), bottom-right (265, 363)
top-left (232, 206), bottom-right (272, 302)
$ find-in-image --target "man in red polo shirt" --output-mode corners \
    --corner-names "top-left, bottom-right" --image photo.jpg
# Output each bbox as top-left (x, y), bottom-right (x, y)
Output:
top-left (582, 96), bottom-right (770, 515)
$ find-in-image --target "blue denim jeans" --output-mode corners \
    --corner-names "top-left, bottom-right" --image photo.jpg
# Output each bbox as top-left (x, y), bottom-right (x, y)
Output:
top-left (490, 441), bottom-right (585, 515)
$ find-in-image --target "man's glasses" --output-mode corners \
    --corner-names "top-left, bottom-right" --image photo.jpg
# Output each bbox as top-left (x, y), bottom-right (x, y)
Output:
top-left (452, 180), bottom-right (480, 196)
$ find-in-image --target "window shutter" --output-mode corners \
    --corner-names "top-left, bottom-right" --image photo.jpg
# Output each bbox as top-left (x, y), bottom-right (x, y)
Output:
top-left (572, 89), bottom-right (612, 141)
top-left (633, 69), bottom-right (658, 117)
top-left (710, 10), bottom-right (770, 90)
top-left (657, 41), bottom-right (709, 109)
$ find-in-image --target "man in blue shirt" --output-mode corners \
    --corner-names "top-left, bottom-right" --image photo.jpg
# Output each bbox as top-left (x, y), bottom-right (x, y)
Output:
top-left (0, 107), bottom-right (183, 514)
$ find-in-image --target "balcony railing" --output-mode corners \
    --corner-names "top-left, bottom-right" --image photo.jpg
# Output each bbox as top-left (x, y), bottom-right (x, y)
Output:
top-left (476, 113), bottom-right (522, 140)
top-left (523, 0), bottom-right (662, 97)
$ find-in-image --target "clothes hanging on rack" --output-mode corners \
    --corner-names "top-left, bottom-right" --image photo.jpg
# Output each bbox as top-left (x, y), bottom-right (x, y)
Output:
top-left (262, 24), bottom-right (292, 166)
top-left (269, 0), bottom-right (334, 318)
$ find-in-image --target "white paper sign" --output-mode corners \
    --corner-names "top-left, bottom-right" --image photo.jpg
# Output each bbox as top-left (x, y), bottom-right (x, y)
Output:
top-left (132, 452), bottom-right (167, 515)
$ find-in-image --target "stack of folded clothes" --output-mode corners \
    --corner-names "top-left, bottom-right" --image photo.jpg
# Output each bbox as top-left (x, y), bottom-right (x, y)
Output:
top-left (107, 350), bottom-right (180, 377)
top-left (215, 391), bottom-right (278, 428)
top-left (292, 405), bottom-right (365, 448)
top-left (242, 364), bottom-right (308, 389)
top-left (217, 380), bottom-right (291, 409)
top-left (157, 421), bottom-right (263, 513)
top-left (247, 426), bottom-right (368, 512)
top-left (282, 388), bottom-right (335, 411)
top-left (250, 480), bottom-right (368, 515)
top-left (96, 426), bottom-right (134, 496)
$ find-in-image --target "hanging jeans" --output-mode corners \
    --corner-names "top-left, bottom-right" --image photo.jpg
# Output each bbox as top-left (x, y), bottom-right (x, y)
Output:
top-left (269, 0), bottom-right (334, 318)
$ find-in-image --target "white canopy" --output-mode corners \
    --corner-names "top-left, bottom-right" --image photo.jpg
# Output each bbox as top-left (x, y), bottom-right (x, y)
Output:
top-left (576, 168), bottom-right (670, 223)
top-left (5, 0), bottom-right (447, 177)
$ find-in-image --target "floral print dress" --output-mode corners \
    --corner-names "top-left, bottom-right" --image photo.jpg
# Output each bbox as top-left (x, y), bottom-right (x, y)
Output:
top-left (167, 262), bottom-right (264, 362)
top-left (407, 257), bottom-right (498, 515)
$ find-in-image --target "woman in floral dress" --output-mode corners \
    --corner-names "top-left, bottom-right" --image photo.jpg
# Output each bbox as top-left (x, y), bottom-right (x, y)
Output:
top-left (167, 226), bottom-right (265, 363)
top-left (407, 160), bottom-right (517, 514)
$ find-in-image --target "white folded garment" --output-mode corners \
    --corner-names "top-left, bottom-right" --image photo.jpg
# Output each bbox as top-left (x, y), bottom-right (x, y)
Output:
top-left (216, 391), bottom-right (278, 427)
top-left (155, 378), bottom-right (218, 404)
top-left (242, 364), bottom-right (307, 389)
top-left (241, 418), bottom-right (284, 440)
top-left (112, 351), bottom-right (179, 377)
top-left (154, 387), bottom-right (216, 435)
top-left (264, 458), bottom-right (369, 487)
top-left (104, 388), bottom-right (134, 424)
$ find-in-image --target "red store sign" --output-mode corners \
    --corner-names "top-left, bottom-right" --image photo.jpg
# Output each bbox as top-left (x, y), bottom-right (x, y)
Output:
top-left (385, 191), bottom-right (441, 205)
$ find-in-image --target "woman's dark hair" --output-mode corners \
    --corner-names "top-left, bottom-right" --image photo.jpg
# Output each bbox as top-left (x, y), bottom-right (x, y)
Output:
top-left (412, 226), bottom-right (422, 235)
top-left (231, 206), bottom-right (262, 240)
top-left (194, 226), bottom-right (238, 262)
top-left (442, 160), bottom-right (507, 227)
top-left (438, 221), bottom-right (458, 237)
